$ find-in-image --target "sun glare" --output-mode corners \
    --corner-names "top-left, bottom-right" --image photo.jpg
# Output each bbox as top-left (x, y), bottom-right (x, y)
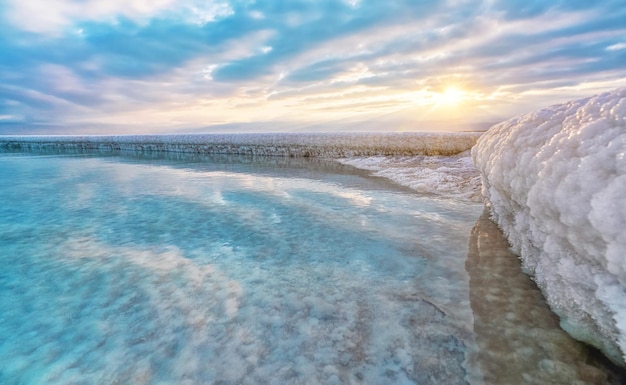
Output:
top-left (432, 87), bottom-right (466, 107)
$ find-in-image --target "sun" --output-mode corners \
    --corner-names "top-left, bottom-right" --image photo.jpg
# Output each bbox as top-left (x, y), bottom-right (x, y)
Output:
top-left (432, 87), bottom-right (466, 107)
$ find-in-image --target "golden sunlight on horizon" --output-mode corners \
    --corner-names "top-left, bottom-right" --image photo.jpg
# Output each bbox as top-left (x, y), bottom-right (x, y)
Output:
top-left (431, 87), bottom-right (467, 107)
top-left (403, 85), bottom-right (477, 122)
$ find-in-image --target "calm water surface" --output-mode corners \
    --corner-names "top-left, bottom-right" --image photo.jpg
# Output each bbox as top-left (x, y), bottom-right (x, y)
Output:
top-left (0, 152), bottom-right (622, 384)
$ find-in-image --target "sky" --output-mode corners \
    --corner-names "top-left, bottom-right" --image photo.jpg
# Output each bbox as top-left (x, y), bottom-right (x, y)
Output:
top-left (1, 0), bottom-right (625, 134)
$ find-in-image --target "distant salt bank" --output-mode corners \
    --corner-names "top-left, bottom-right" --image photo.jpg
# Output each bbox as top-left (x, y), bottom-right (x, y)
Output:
top-left (0, 132), bottom-right (485, 202)
top-left (0, 132), bottom-right (481, 157)
top-left (473, 88), bottom-right (626, 366)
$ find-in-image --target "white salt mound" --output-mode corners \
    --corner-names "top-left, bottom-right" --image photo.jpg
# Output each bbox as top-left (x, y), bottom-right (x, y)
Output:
top-left (472, 88), bottom-right (626, 366)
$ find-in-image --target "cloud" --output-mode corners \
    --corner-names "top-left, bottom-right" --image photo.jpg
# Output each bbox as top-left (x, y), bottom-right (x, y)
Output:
top-left (0, 0), bottom-right (625, 133)
top-left (210, 0), bottom-right (449, 82)
top-left (2, 0), bottom-right (234, 34)
top-left (607, 43), bottom-right (626, 51)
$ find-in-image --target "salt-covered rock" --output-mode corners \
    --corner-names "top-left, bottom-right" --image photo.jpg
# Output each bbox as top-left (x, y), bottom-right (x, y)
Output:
top-left (472, 88), bottom-right (626, 366)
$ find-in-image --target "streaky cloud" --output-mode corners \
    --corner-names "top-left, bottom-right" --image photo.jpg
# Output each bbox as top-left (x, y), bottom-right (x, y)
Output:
top-left (0, 0), bottom-right (625, 133)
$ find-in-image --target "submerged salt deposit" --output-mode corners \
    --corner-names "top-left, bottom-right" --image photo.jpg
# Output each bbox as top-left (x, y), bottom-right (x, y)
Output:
top-left (472, 88), bottom-right (626, 366)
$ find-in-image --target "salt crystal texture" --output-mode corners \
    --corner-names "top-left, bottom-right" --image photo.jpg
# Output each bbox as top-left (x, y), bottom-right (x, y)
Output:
top-left (472, 88), bottom-right (626, 366)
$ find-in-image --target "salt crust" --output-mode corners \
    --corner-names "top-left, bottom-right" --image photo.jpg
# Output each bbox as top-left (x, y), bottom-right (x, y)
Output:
top-left (338, 151), bottom-right (482, 202)
top-left (0, 132), bottom-right (481, 157)
top-left (472, 88), bottom-right (626, 366)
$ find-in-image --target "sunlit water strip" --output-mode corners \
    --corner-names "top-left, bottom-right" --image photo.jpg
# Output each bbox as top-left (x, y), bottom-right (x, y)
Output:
top-left (0, 151), bottom-right (623, 384)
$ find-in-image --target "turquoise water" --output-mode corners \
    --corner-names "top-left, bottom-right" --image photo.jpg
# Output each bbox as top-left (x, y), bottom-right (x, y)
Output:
top-left (1, 151), bottom-right (621, 384)
top-left (0, 152), bottom-right (482, 384)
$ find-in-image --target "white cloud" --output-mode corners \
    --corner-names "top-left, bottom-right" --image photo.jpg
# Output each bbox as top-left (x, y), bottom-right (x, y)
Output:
top-left (343, 0), bottom-right (361, 7)
top-left (186, 1), bottom-right (234, 25)
top-left (607, 43), bottom-right (626, 51)
top-left (0, 114), bottom-right (23, 121)
top-left (248, 10), bottom-right (265, 20)
top-left (38, 64), bottom-right (86, 93)
top-left (4, 0), bottom-right (233, 34)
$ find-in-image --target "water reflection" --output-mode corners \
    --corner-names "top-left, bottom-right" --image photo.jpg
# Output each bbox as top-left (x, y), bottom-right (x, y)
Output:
top-left (466, 209), bottom-right (625, 384)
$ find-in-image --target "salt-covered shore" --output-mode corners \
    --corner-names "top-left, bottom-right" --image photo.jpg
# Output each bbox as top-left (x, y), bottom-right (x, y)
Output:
top-left (0, 132), bottom-right (481, 157)
top-left (473, 88), bottom-right (626, 366)
top-left (0, 132), bottom-right (482, 202)
top-left (338, 151), bottom-right (482, 202)
top-left (0, 132), bottom-right (484, 202)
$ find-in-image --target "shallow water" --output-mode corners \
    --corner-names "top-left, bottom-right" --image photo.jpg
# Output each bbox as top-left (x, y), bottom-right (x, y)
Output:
top-left (0, 152), bottom-right (622, 384)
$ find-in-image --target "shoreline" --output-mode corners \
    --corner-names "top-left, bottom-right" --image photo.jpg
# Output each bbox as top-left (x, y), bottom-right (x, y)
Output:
top-left (0, 132), bottom-right (482, 158)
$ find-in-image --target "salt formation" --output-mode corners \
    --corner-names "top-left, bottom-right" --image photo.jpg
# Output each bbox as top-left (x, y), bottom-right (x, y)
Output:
top-left (472, 88), bottom-right (626, 366)
top-left (338, 151), bottom-right (482, 202)
top-left (466, 209), bottom-right (625, 384)
top-left (0, 132), bottom-right (480, 157)
top-left (0, 133), bottom-right (483, 202)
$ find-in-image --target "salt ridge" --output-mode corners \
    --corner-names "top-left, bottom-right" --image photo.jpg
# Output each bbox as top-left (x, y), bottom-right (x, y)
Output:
top-left (0, 132), bottom-right (481, 157)
top-left (473, 88), bottom-right (626, 366)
